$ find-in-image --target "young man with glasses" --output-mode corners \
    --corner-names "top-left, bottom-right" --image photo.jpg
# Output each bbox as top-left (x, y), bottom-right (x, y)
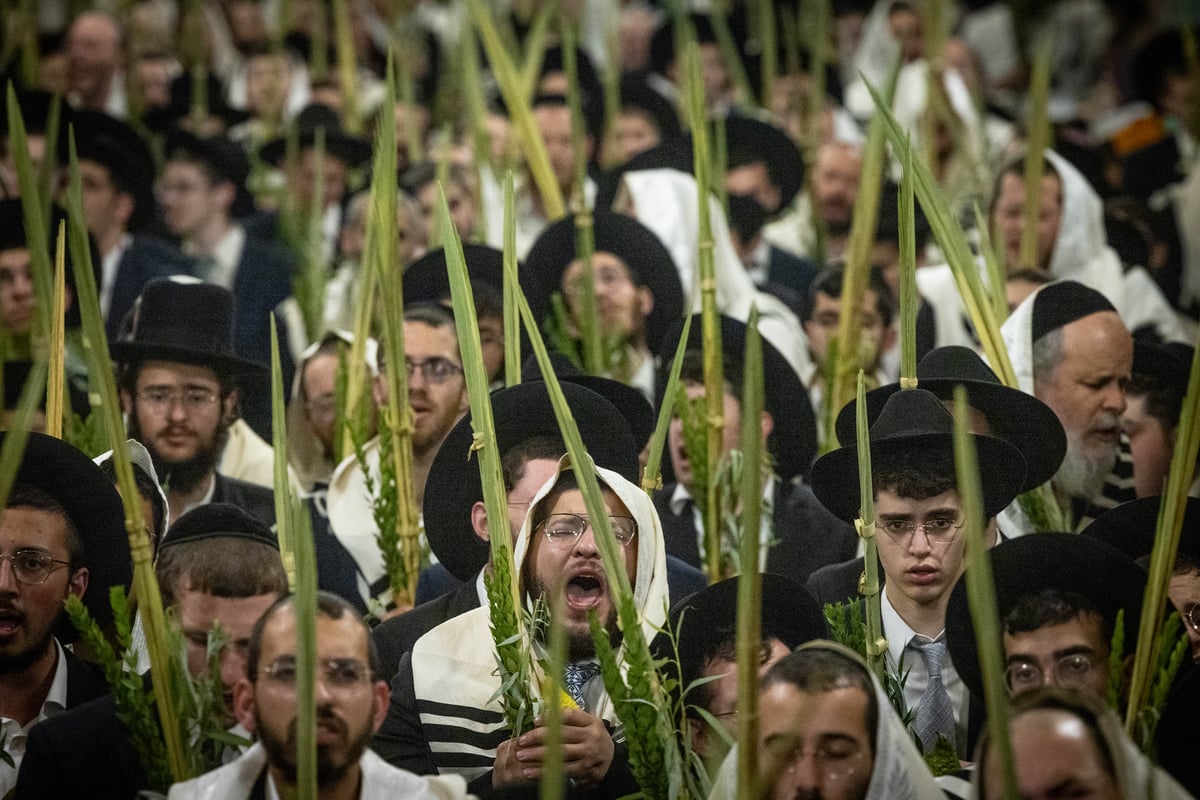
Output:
top-left (168, 591), bottom-right (470, 799)
top-left (810, 389), bottom-right (1028, 760)
top-left (113, 278), bottom-right (275, 526)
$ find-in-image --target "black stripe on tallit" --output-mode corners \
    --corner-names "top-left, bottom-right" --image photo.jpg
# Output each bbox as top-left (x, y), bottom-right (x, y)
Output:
top-left (417, 699), bottom-right (506, 725)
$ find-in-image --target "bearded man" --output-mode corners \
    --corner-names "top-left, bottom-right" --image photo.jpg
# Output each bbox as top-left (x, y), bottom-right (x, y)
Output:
top-left (113, 277), bottom-right (275, 525)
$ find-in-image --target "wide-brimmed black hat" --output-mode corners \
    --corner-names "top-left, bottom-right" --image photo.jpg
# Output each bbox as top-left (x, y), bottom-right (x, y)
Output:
top-left (834, 346), bottom-right (1065, 492)
top-left (520, 352), bottom-right (654, 448)
top-left (0, 432), bottom-right (131, 642)
top-left (0, 89), bottom-right (74, 140)
top-left (422, 380), bottom-right (638, 582)
top-left (110, 277), bottom-right (268, 379)
top-left (403, 244), bottom-right (505, 299)
top-left (143, 72), bottom-right (251, 133)
top-left (1083, 496), bottom-right (1200, 563)
top-left (72, 110), bottom-right (156, 231)
top-left (669, 574), bottom-right (828, 693)
top-left (1133, 339), bottom-right (1195, 397)
top-left (656, 314), bottom-right (817, 483)
top-left (945, 533), bottom-right (1146, 702)
top-left (619, 74), bottom-right (680, 145)
top-left (260, 103), bottom-right (372, 167)
top-left (694, 114), bottom-right (805, 212)
top-left (163, 129), bottom-right (256, 218)
top-left (524, 212), bottom-right (685, 356)
top-left (813, 388), bottom-right (1027, 522)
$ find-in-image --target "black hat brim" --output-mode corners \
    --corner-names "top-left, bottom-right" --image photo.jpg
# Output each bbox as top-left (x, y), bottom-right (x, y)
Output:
top-left (835, 378), bottom-right (1065, 492)
top-left (1083, 496), bottom-right (1200, 562)
top-left (109, 341), bottom-right (269, 384)
top-left (1, 432), bottom-right (131, 642)
top-left (524, 212), bottom-right (684, 356)
top-left (944, 533), bottom-right (1146, 703)
top-left (520, 352), bottom-right (655, 448)
top-left (403, 244), bottom-right (505, 304)
top-left (656, 314), bottom-right (816, 483)
top-left (422, 381), bottom-right (639, 581)
top-left (686, 115), bottom-right (804, 212)
top-left (260, 132), bottom-right (373, 168)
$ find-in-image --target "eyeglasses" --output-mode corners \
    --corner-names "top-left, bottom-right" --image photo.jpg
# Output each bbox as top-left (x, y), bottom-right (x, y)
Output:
top-left (304, 393), bottom-right (336, 418)
top-left (136, 387), bottom-right (219, 414)
top-left (875, 515), bottom-right (964, 545)
top-left (1181, 605), bottom-right (1200, 636)
top-left (405, 357), bottom-right (464, 384)
top-left (782, 744), bottom-right (867, 782)
top-left (1004, 653), bottom-right (1098, 695)
top-left (261, 656), bottom-right (372, 689)
top-left (537, 513), bottom-right (638, 549)
top-left (0, 550), bottom-right (71, 585)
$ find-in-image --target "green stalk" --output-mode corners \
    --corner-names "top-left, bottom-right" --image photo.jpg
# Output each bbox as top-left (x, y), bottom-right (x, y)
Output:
top-left (683, 42), bottom-right (726, 584)
top-left (600, 19), bottom-right (622, 169)
top-left (517, 0), bottom-right (556, 103)
top-left (1125, 336), bottom-right (1200, 733)
top-left (974, 202), bottom-right (1009, 324)
top-left (465, 0), bottom-right (565, 219)
top-left (953, 387), bottom-right (1017, 800)
top-left (827, 62), bottom-right (898, 448)
top-left (298, 129), bottom-right (326, 341)
top-left (855, 371), bottom-right (886, 680)
top-left (562, 23), bottom-right (605, 375)
top-left (503, 172), bottom-right (522, 387)
top-left (540, 595), bottom-right (568, 800)
top-left (758, 0), bottom-right (777, 107)
top-left (270, 320), bottom-right (296, 590)
top-left (1019, 36), bottom-right (1052, 271)
top-left (6, 85), bottom-right (54, 348)
top-left (735, 307), bottom-right (764, 797)
top-left (0, 359), bottom-right (49, 508)
top-left (332, 0), bottom-right (362, 134)
top-left (803, 0), bottom-right (830, 265)
top-left (37, 93), bottom-right (62, 226)
top-left (898, 137), bottom-right (919, 385)
top-left (712, 118), bottom-right (728, 214)
top-left (310, 3), bottom-right (329, 82)
top-left (429, 125), bottom-right (453, 251)
top-left (641, 313), bottom-right (694, 495)
top-left (64, 131), bottom-right (189, 783)
top-left (47, 225), bottom-right (66, 439)
top-left (395, 47), bottom-right (422, 168)
top-left (707, 7), bottom-right (753, 108)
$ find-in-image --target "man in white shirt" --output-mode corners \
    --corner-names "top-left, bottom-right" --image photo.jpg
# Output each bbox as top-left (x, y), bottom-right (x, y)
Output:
top-left (810, 388), bottom-right (1028, 759)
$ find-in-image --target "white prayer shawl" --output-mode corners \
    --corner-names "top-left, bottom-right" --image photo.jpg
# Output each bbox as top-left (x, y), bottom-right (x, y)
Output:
top-left (706, 642), bottom-right (945, 800)
top-left (167, 742), bottom-right (472, 800)
top-left (409, 456), bottom-right (671, 784)
top-left (619, 169), bottom-right (814, 383)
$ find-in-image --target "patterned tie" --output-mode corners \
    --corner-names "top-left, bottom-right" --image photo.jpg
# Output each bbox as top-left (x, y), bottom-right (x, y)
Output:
top-left (564, 662), bottom-right (600, 712)
top-left (911, 638), bottom-right (956, 753)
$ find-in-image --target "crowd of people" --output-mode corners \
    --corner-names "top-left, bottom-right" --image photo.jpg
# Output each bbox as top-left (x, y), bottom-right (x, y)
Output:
top-left (2, 0), bottom-right (1200, 798)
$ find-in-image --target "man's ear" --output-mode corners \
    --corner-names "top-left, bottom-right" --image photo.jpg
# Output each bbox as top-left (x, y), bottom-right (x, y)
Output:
top-left (760, 408), bottom-right (774, 443)
top-left (233, 678), bottom-right (258, 733)
top-left (221, 388), bottom-right (240, 422)
top-left (637, 286), bottom-right (654, 318)
top-left (67, 566), bottom-right (88, 600)
top-left (371, 679), bottom-right (390, 732)
top-left (470, 500), bottom-right (490, 543)
top-left (119, 388), bottom-right (133, 415)
top-left (686, 717), bottom-right (708, 761)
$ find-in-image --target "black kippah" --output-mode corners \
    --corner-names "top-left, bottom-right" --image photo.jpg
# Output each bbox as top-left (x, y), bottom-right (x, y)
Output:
top-left (1031, 280), bottom-right (1117, 342)
top-left (159, 503), bottom-right (278, 550)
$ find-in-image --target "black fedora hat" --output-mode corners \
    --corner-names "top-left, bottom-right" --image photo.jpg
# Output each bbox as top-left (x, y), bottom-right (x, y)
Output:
top-left (1083, 496), bottom-right (1200, 562)
top-left (163, 129), bottom-right (256, 219)
top-left (143, 72), bottom-right (251, 133)
top-left (524, 212), bottom-right (685, 356)
top-left (109, 277), bottom-right (268, 379)
top-left (691, 114), bottom-right (805, 212)
top-left (72, 110), bottom-right (156, 231)
top-left (400, 244), bottom-right (548, 318)
top-left (422, 380), bottom-right (639, 582)
top-left (0, 432), bottom-right (132, 642)
top-left (656, 314), bottom-right (817, 484)
top-left (944, 533), bottom-right (1146, 702)
top-left (1133, 338), bottom-right (1195, 397)
top-left (835, 346), bottom-right (1066, 492)
top-left (813, 388), bottom-right (1027, 522)
top-left (520, 352), bottom-right (655, 448)
top-left (260, 103), bottom-right (372, 168)
top-left (668, 573), bottom-right (828, 693)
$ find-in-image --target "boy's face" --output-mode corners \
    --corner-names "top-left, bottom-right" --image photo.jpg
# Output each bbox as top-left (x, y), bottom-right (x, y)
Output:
top-left (874, 488), bottom-right (967, 615)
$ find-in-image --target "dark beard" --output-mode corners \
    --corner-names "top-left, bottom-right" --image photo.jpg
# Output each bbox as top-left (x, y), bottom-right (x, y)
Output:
top-left (257, 707), bottom-right (373, 788)
top-left (128, 413), bottom-right (230, 494)
top-left (0, 618), bottom-right (57, 674)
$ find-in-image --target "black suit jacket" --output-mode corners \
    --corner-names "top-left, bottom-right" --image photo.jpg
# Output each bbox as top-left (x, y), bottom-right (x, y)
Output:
top-left (373, 578), bottom-right (482, 681)
top-left (805, 556), bottom-right (870, 609)
top-left (106, 235), bottom-right (194, 339)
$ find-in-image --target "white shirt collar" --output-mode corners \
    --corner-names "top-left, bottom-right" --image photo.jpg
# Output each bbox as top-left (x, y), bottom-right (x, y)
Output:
top-left (0, 640), bottom-right (70, 796)
top-left (187, 225), bottom-right (245, 289)
top-left (99, 233), bottom-right (133, 318)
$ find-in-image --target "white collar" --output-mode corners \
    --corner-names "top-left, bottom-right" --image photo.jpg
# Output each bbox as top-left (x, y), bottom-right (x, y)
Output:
top-left (880, 586), bottom-right (944, 669)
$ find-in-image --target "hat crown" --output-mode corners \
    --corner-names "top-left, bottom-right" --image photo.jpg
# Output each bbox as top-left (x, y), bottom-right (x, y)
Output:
top-left (120, 279), bottom-right (239, 362)
top-left (869, 389), bottom-right (957, 442)
top-left (917, 346), bottom-right (999, 386)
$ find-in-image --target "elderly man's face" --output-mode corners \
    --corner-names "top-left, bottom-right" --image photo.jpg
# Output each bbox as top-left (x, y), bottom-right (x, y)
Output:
top-left (0, 506), bottom-right (88, 675)
top-left (235, 606), bottom-right (388, 788)
top-left (1034, 312), bottom-right (1132, 499)
top-left (759, 682), bottom-right (874, 800)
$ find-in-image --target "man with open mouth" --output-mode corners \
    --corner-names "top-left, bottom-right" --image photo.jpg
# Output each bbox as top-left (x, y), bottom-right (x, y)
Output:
top-left (376, 455), bottom-right (669, 797)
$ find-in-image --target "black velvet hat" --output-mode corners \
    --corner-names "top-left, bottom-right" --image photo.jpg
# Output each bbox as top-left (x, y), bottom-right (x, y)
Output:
top-left (834, 346), bottom-right (1066, 492)
top-left (1083, 496), bottom-right (1200, 563)
top-left (656, 314), bottom-right (817, 483)
top-left (524, 212), bottom-right (685, 357)
top-left (260, 103), bottom-right (372, 167)
top-left (110, 277), bottom-right (268, 380)
top-left (812, 388), bottom-right (1027, 522)
top-left (422, 381), bottom-right (638, 581)
top-left (703, 114), bottom-right (805, 212)
top-left (0, 431), bottom-right (131, 643)
top-left (520, 352), bottom-right (655, 448)
top-left (944, 533), bottom-right (1146, 702)
top-left (72, 110), bottom-right (156, 231)
top-left (1030, 280), bottom-right (1117, 343)
top-left (402, 244), bottom-right (506, 305)
top-left (160, 503), bottom-right (279, 550)
top-left (163, 129), bottom-right (256, 219)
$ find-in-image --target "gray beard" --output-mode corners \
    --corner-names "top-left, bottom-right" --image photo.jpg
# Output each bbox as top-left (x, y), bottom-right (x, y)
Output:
top-left (1055, 436), bottom-right (1117, 500)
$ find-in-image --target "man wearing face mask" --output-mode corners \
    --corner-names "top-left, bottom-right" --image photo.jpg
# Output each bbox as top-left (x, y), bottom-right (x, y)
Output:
top-left (721, 117), bottom-right (820, 317)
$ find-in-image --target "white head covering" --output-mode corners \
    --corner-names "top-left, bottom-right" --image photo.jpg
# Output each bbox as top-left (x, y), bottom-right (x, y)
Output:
top-left (93, 438), bottom-right (169, 537)
top-left (707, 641), bottom-right (945, 800)
top-left (619, 169), bottom-right (813, 380)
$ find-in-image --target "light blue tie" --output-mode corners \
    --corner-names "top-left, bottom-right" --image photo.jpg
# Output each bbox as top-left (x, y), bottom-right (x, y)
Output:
top-left (911, 638), bottom-right (956, 753)
top-left (564, 662), bottom-right (600, 712)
